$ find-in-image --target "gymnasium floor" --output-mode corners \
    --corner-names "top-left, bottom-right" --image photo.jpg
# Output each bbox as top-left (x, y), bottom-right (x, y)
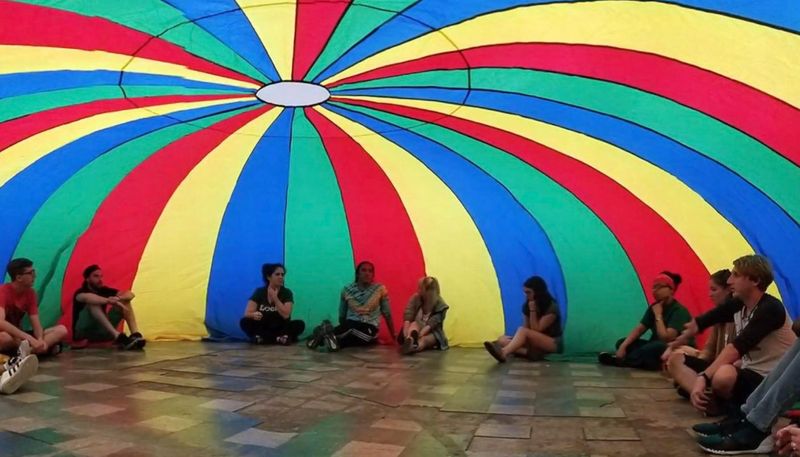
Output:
top-left (1, 342), bottom-right (726, 456)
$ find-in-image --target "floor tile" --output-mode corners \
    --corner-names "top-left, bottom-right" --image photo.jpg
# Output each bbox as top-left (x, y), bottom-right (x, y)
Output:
top-left (371, 419), bottom-right (423, 432)
top-left (0, 416), bottom-right (46, 433)
top-left (66, 382), bottom-right (117, 392)
top-left (224, 428), bottom-right (297, 448)
top-left (9, 392), bottom-right (58, 403)
top-left (126, 389), bottom-right (180, 401)
top-left (583, 425), bottom-right (640, 441)
top-left (136, 416), bottom-right (199, 432)
top-left (28, 374), bottom-right (61, 383)
top-left (199, 398), bottom-right (254, 412)
top-left (332, 440), bottom-right (405, 457)
top-left (475, 423), bottom-right (531, 439)
top-left (488, 404), bottom-right (536, 416)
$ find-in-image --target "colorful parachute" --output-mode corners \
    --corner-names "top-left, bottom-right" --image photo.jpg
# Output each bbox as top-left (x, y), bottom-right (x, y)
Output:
top-left (1, 0), bottom-right (798, 352)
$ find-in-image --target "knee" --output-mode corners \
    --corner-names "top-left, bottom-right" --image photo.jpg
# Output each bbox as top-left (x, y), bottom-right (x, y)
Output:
top-left (667, 352), bottom-right (685, 371)
top-left (51, 325), bottom-right (68, 340)
top-left (0, 332), bottom-right (13, 348)
top-left (711, 365), bottom-right (738, 394)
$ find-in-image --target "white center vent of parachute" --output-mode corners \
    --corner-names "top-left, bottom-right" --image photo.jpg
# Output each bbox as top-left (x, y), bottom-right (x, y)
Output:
top-left (256, 81), bottom-right (331, 107)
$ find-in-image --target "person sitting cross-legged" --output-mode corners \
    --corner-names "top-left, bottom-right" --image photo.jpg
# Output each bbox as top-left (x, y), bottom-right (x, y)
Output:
top-left (598, 271), bottom-right (692, 371)
top-left (73, 265), bottom-right (145, 350)
top-left (666, 269), bottom-right (735, 404)
top-left (1, 258), bottom-right (67, 357)
top-left (667, 255), bottom-right (797, 455)
top-left (240, 263), bottom-right (305, 345)
top-left (331, 261), bottom-right (396, 349)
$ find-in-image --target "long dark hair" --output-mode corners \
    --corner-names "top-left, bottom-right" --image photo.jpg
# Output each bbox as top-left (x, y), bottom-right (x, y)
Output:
top-left (354, 261), bottom-right (374, 282)
top-left (523, 275), bottom-right (554, 314)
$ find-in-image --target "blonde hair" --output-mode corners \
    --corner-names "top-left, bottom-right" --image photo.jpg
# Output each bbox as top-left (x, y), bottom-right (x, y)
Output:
top-left (418, 276), bottom-right (440, 306)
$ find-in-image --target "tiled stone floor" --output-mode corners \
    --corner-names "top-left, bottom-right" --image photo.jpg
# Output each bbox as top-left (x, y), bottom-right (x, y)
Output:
top-left (0, 342), bottom-right (733, 456)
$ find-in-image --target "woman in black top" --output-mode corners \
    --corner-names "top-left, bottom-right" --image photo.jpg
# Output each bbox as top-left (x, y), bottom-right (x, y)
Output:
top-left (484, 276), bottom-right (563, 363)
top-left (240, 263), bottom-right (305, 345)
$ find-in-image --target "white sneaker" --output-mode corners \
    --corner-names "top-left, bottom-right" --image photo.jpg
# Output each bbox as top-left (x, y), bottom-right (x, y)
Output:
top-left (1, 340), bottom-right (32, 372)
top-left (0, 354), bottom-right (39, 395)
top-left (18, 340), bottom-right (32, 358)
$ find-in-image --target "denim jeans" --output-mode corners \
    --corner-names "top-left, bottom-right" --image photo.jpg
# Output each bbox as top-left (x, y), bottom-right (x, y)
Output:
top-left (741, 338), bottom-right (800, 431)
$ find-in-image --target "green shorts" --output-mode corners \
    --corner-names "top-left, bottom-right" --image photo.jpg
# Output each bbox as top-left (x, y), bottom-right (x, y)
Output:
top-left (74, 305), bottom-right (124, 342)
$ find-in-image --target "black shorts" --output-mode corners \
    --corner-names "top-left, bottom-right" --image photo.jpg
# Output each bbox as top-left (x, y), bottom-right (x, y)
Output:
top-left (683, 355), bottom-right (711, 373)
top-left (732, 368), bottom-right (764, 406)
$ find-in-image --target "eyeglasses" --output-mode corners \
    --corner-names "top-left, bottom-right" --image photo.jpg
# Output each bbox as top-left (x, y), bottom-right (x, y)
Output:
top-left (20, 269), bottom-right (35, 276)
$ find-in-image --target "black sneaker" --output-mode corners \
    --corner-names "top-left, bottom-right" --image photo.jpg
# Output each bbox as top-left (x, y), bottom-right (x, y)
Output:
top-left (697, 421), bottom-right (773, 454)
top-left (693, 413), bottom-right (744, 437)
top-left (410, 330), bottom-right (419, 349)
top-left (598, 352), bottom-right (621, 366)
top-left (402, 337), bottom-right (415, 355)
top-left (129, 332), bottom-right (146, 350)
top-left (115, 333), bottom-right (137, 350)
top-left (324, 331), bottom-right (339, 352)
top-left (46, 342), bottom-right (63, 357)
top-left (306, 324), bottom-right (324, 350)
top-left (483, 341), bottom-right (506, 363)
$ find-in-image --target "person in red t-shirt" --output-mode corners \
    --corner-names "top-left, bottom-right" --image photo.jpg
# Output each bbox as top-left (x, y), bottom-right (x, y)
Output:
top-left (0, 258), bottom-right (67, 355)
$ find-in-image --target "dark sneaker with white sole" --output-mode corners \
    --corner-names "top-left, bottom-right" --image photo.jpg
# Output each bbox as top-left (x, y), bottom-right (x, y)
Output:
top-left (697, 421), bottom-right (773, 455)
top-left (306, 324), bottom-right (324, 350)
top-left (115, 333), bottom-right (138, 350)
top-left (693, 413), bottom-right (744, 438)
top-left (129, 332), bottom-right (146, 350)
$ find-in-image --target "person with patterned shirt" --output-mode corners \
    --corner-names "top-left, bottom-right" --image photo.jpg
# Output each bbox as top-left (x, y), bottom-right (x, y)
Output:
top-left (333, 261), bottom-right (396, 347)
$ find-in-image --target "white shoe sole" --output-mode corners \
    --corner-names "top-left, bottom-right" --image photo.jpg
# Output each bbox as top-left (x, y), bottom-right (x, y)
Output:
top-left (0, 355), bottom-right (39, 395)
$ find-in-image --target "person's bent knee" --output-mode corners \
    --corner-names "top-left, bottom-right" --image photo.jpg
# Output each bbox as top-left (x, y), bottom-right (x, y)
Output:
top-left (667, 352), bottom-right (685, 371)
top-left (0, 332), bottom-right (14, 350)
top-left (50, 324), bottom-right (68, 339)
top-left (711, 365), bottom-right (738, 395)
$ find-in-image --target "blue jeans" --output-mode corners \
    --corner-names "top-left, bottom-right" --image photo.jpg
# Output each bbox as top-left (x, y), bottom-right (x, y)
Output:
top-left (741, 337), bottom-right (800, 431)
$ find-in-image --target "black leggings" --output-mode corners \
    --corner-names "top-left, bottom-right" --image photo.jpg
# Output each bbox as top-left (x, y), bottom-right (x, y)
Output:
top-left (616, 338), bottom-right (667, 371)
top-left (240, 318), bottom-right (305, 344)
top-left (334, 320), bottom-right (378, 347)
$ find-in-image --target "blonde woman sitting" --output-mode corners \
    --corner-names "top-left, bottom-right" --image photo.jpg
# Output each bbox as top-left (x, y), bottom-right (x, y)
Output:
top-left (399, 277), bottom-right (449, 355)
